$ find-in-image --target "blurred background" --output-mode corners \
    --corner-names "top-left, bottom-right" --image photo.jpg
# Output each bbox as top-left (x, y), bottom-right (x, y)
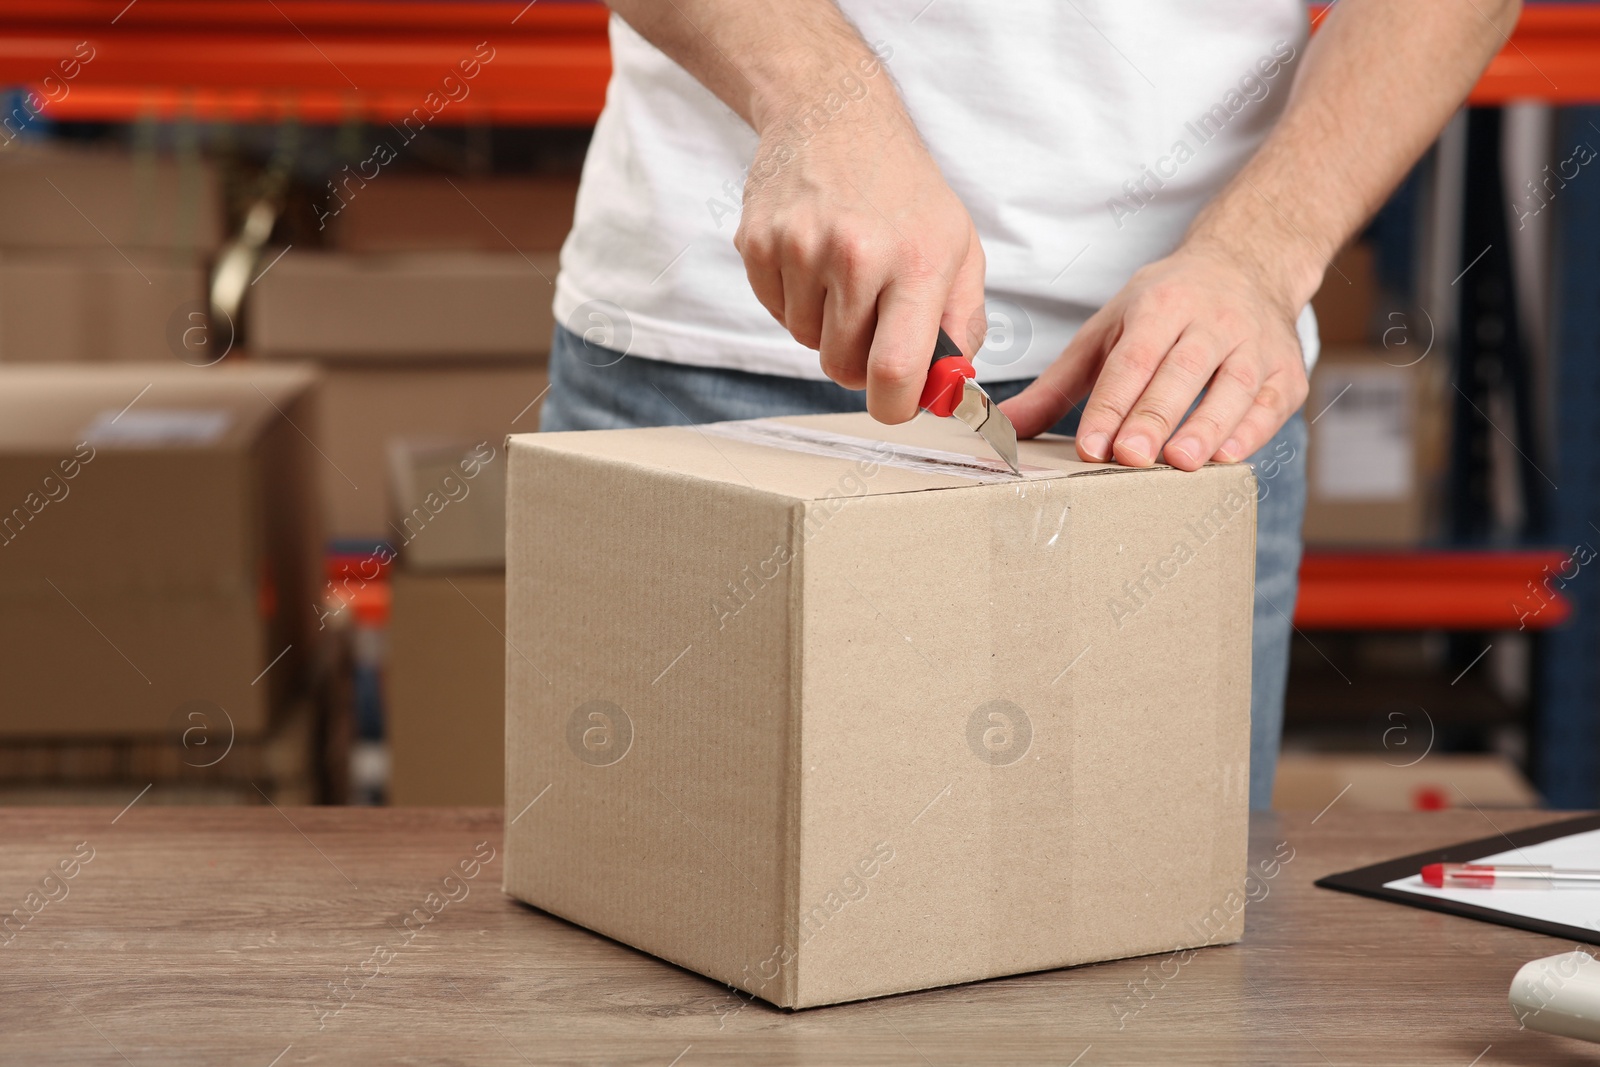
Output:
top-left (0, 1), bottom-right (1594, 814)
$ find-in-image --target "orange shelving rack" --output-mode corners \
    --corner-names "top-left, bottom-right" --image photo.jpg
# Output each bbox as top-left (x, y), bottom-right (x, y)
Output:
top-left (0, 1), bottom-right (612, 125)
top-left (1294, 550), bottom-right (1573, 632)
top-left (4, 1), bottom-right (1600, 125)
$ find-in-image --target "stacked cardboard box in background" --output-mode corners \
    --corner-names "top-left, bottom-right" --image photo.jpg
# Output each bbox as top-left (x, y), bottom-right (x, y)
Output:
top-left (1303, 345), bottom-right (1448, 546)
top-left (0, 250), bottom-right (207, 363)
top-left (244, 172), bottom-right (574, 802)
top-left (0, 698), bottom-right (321, 805)
top-left (387, 570), bottom-right (505, 805)
top-left (1274, 752), bottom-right (1540, 811)
top-left (247, 173), bottom-right (569, 540)
top-left (386, 438), bottom-right (509, 805)
top-left (307, 366), bottom-right (546, 540)
top-left (387, 438), bottom-right (507, 572)
top-left (0, 144), bottom-right (220, 364)
top-left (249, 251), bottom-right (559, 361)
top-left (327, 174), bottom-right (577, 254)
top-left (0, 366), bottom-right (325, 801)
top-left (1304, 241), bottom-right (1447, 546)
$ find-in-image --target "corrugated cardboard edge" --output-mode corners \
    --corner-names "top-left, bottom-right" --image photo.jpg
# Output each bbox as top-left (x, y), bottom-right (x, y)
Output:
top-left (1216, 466), bottom-right (1256, 948)
top-left (780, 500), bottom-right (807, 1008)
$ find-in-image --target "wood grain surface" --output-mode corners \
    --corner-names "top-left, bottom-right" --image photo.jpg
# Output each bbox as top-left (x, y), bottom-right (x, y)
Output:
top-left (2, 805), bottom-right (1595, 1066)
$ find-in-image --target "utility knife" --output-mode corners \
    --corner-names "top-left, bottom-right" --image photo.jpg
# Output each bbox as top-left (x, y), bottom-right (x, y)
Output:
top-left (917, 327), bottom-right (1021, 475)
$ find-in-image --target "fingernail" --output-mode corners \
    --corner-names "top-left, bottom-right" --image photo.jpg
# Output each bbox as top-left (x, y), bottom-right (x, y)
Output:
top-left (1118, 435), bottom-right (1152, 465)
top-left (1219, 437), bottom-right (1243, 460)
top-left (1170, 437), bottom-right (1200, 465)
top-left (1080, 432), bottom-right (1110, 461)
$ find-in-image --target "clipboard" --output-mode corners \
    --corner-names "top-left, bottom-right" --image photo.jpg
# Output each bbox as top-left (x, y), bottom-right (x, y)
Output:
top-left (1316, 813), bottom-right (1600, 944)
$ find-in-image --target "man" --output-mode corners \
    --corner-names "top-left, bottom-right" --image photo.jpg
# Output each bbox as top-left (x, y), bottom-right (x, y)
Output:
top-left (541, 0), bottom-right (1519, 808)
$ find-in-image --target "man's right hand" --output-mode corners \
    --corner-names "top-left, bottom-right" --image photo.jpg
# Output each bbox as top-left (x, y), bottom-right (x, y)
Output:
top-left (605, 0), bottom-right (984, 424)
top-left (733, 94), bottom-right (987, 424)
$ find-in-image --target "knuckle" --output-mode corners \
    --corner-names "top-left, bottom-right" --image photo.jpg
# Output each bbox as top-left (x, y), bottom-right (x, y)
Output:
top-left (748, 239), bottom-right (788, 276)
top-left (890, 247), bottom-right (944, 287)
top-left (743, 275), bottom-right (784, 324)
top-left (1212, 307), bottom-right (1249, 338)
top-left (1218, 359), bottom-right (1262, 394)
top-left (734, 226), bottom-right (766, 263)
top-left (1118, 343), bottom-right (1165, 378)
top-left (783, 231), bottom-right (824, 270)
top-left (1086, 377), bottom-right (1141, 416)
top-left (1167, 343), bottom-right (1214, 380)
top-left (1128, 293), bottom-right (1161, 320)
top-left (867, 357), bottom-right (917, 392)
top-left (755, 294), bottom-right (785, 327)
top-left (829, 229), bottom-right (879, 277)
top-left (1079, 394), bottom-right (1121, 424)
top-left (1288, 374), bottom-right (1310, 408)
top-left (1183, 409), bottom-right (1230, 442)
top-left (1127, 403), bottom-right (1179, 436)
top-left (1132, 285), bottom-right (1183, 319)
top-left (822, 357), bottom-right (867, 389)
top-left (1256, 384), bottom-right (1291, 414)
top-left (819, 324), bottom-right (870, 380)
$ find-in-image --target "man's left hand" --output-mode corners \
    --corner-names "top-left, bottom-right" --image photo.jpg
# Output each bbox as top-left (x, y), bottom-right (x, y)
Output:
top-left (999, 242), bottom-right (1310, 471)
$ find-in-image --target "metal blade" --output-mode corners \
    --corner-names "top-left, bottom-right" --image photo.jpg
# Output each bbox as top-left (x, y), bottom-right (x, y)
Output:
top-left (952, 379), bottom-right (1022, 475)
top-left (977, 404), bottom-right (1021, 475)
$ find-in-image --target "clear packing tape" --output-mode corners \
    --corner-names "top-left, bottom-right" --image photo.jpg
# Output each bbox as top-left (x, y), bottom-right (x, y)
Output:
top-left (699, 418), bottom-right (1046, 484)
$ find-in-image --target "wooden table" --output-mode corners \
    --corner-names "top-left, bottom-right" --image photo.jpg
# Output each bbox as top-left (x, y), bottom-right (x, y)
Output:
top-left (3, 806), bottom-right (1596, 1066)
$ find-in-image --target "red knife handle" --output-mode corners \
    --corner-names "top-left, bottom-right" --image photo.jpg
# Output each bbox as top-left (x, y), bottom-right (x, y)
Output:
top-left (919, 328), bottom-right (974, 417)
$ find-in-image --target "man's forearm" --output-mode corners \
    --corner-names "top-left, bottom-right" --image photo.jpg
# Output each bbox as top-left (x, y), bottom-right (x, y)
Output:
top-left (1186, 0), bottom-right (1521, 311)
top-left (605, 1), bottom-right (897, 134)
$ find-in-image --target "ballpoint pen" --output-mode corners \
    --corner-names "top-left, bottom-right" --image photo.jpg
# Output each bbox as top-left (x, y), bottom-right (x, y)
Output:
top-left (1422, 862), bottom-right (1600, 889)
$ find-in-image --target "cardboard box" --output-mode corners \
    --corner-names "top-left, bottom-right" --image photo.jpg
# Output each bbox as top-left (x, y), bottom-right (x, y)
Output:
top-left (310, 363), bottom-right (547, 540)
top-left (0, 365), bottom-right (321, 738)
top-left (0, 250), bottom-right (208, 362)
top-left (1273, 753), bottom-right (1540, 811)
top-left (330, 174), bottom-right (578, 253)
top-left (0, 144), bottom-right (222, 252)
top-left (1311, 241), bottom-right (1377, 345)
top-left (1303, 345), bottom-right (1435, 546)
top-left (0, 779), bottom-right (316, 806)
top-left (389, 438), bottom-right (507, 570)
top-left (388, 570), bottom-right (505, 805)
top-left (503, 412), bottom-right (1257, 1008)
top-left (249, 251), bottom-right (559, 360)
top-left (0, 696), bottom-right (319, 793)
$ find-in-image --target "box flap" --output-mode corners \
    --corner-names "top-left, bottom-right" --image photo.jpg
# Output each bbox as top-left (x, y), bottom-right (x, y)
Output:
top-left (511, 412), bottom-right (1159, 501)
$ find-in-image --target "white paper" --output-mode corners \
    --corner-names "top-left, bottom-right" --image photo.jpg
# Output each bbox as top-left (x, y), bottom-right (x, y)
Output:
top-left (1383, 827), bottom-right (1600, 934)
top-left (1312, 367), bottom-right (1413, 500)
top-left (82, 408), bottom-right (232, 447)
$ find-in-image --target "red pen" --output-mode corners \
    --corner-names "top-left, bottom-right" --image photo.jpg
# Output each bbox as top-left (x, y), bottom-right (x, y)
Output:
top-left (1422, 862), bottom-right (1600, 889)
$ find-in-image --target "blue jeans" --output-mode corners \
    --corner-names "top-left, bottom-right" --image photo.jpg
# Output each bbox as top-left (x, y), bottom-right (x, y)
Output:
top-left (542, 325), bottom-right (1307, 809)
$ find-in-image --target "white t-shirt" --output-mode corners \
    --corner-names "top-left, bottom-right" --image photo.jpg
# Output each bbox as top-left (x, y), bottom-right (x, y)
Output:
top-left (556, 1), bottom-right (1319, 382)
